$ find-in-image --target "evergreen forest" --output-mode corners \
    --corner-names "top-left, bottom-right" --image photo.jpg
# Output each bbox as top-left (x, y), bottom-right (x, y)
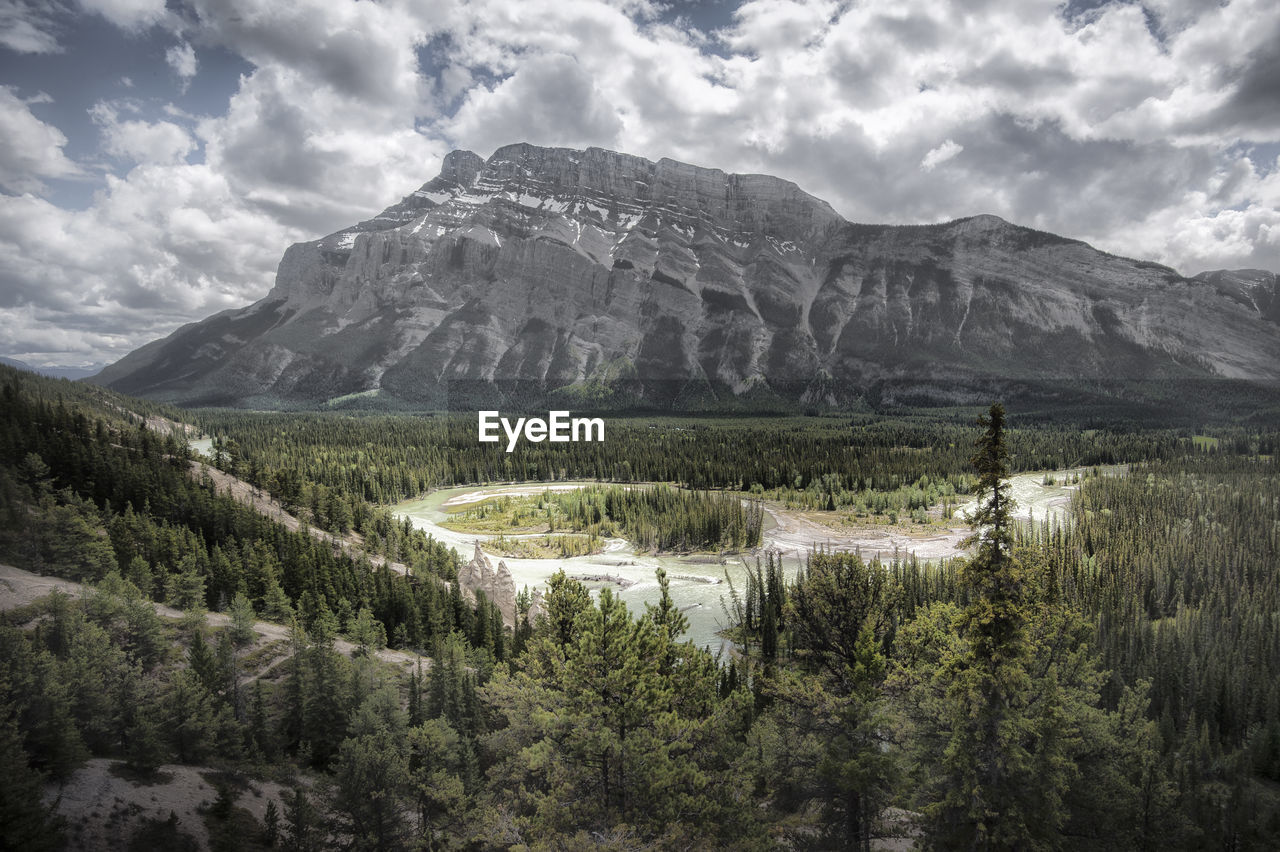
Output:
top-left (2, 363), bottom-right (1279, 850)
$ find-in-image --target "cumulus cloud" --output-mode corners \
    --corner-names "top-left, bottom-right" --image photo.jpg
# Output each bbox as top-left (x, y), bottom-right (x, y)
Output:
top-left (191, 0), bottom-right (430, 106)
top-left (2, 0), bottom-right (170, 57)
top-left (0, 0), bottom-right (68, 53)
top-left (196, 62), bottom-right (445, 233)
top-left (675, 0), bottom-right (1280, 272)
top-left (90, 101), bottom-right (195, 165)
top-left (165, 40), bottom-right (198, 88)
top-left (76, 0), bottom-right (167, 31)
top-left (448, 53), bottom-right (624, 154)
top-left (921, 139), bottom-right (963, 171)
top-left (2, 0), bottom-right (446, 363)
top-left (0, 87), bottom-right (82, 193)
top-left (0, 161), bottom-right (304, 363)
top-left (720, 0), bottom-right (839, 56)
top-left (426, 0), bottom-right (735, 164)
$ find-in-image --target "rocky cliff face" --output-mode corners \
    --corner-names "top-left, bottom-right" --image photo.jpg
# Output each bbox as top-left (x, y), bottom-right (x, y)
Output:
top-left (94, 143), bottom-right (1280, 407)
top-left (1193, 269), bottom-right (1280, 326)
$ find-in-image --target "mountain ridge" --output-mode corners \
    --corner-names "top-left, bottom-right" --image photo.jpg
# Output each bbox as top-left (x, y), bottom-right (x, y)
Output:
top-left (0, 356), bottom-right (105, 381)
top-left (93, 142), bottom-right (1280, 409)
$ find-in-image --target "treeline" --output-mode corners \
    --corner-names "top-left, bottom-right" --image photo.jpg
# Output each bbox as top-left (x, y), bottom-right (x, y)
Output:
top-left (727, 426), bottom-right (1280, 847)
top-left (760, 470), bottom-right (965, 518)
top-left (552, 484), bottom-right (763, 552)
top-left (5, 363), bottom-right (1280, 848)
top-left (192, 409), bottom-right (1247, 507)
top-left (0, 568), bottom-right (502, 850)
top-left (450, 484), bottom-right (761, 551)
top-left (0, 367), bottom-right (507, 658)
top-left (1033, 455), bottom-right (1280, 830)
top-left (1, 556), bottom-right (769, 849)
top-left (209, 438), bottom-right (437, 567)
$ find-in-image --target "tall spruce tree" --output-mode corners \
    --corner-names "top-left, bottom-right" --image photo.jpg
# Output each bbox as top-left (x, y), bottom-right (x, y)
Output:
top-left (932, 403), bottom-right (1036, 848)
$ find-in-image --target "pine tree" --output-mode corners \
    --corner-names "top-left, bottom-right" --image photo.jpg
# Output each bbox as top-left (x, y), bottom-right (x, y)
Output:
top-left (0, 713), bottom-right (63, 851)
top-left (124, 700), bottom-right (167, 774)
top-left (261, 577), bottom-right (294, 623)
top-left (303, 616), bottom-right (349, 769)
top-left (250, 680), bottom-right (274, 760)
top-left (764, 551), bottom-right (899, 850)
top-left (908, 403), bottom-right (1105, 849)
top-left (483, 584), bottom-right (732, 844)
top-left (645, 567), bottom-right (688, 677)
top-left (760, 590), bottom-right (778, 664)
top-left (122, 594), bottom-right (167, 670)
top-left (262, 799), bottom-right (280, 847)
top-left (164, 669), bottom-right (217, 764)
top-left (330, 731), bottom-right (411, 851)
top-left (282, 786), bottom-right (318, 852)
top-left (538, 569), bottom-right (592, 647)
top-left (214, 629), bottom-right (239, 710)
top-left (187, 629), bottom-right (219, 695)
top-left (167, 558), bottom-right (208, 612)
top-left (408, 718), bottom-right (466, 845)
top-left (407, 659), bottom-right (424, 728)
top-left (280, 619), bottom-right (307, 754)
top-left (929, 403), bottom-right (1037, 847)
top-left (228, 592), bottom-right (257, 647)
top-left (124, 554), bottom-right (153, 599)
top-left (349, 607), bottom-right (386, 655)
top-left (0, 624), bottom-right (86, 780)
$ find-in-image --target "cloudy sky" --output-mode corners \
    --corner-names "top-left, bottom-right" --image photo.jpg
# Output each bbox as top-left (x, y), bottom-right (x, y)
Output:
top-left (1, 0), bottom-right (1278, 368)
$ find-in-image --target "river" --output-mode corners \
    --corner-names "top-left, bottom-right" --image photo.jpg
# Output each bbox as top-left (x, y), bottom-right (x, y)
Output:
top-left (391, 469), bottom-right (1094, 654)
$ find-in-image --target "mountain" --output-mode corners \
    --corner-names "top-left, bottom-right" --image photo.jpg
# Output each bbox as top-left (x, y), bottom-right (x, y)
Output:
top-left (0, 356), bottom-right (105, 381)
top-left (1193, 269), bottom-right (1280, 326)
top-left (93, 142), bottom-right (1280, 410)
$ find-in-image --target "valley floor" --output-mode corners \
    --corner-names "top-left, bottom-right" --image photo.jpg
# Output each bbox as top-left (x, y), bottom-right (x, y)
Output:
top-left (390, 468), bottom-right (1090, 651)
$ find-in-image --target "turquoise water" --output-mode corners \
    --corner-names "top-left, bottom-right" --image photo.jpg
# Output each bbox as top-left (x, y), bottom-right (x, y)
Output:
top-left (393, 483), bottom-right (758, 654)
top-left (388, 470), bottom-right (1085, 654)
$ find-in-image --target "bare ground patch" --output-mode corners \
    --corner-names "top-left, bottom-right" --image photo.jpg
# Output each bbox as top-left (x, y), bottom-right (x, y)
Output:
top-left (47, 758), bottom-right (291, 852)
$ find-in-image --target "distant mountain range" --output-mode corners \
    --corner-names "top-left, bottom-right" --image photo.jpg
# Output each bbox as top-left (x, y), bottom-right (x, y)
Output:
top-left (92, 143), bottom-right (1280, 410)
top-left (1, 356), bottom-right (103, 381)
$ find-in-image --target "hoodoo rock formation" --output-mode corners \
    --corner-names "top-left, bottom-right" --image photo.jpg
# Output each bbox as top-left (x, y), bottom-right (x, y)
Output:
top-left (457, 542), bottom-right (517, 628)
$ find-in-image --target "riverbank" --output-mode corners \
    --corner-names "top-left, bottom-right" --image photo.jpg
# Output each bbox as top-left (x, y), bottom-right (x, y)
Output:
top-left (390, 468), bottom-right (1092, 652)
